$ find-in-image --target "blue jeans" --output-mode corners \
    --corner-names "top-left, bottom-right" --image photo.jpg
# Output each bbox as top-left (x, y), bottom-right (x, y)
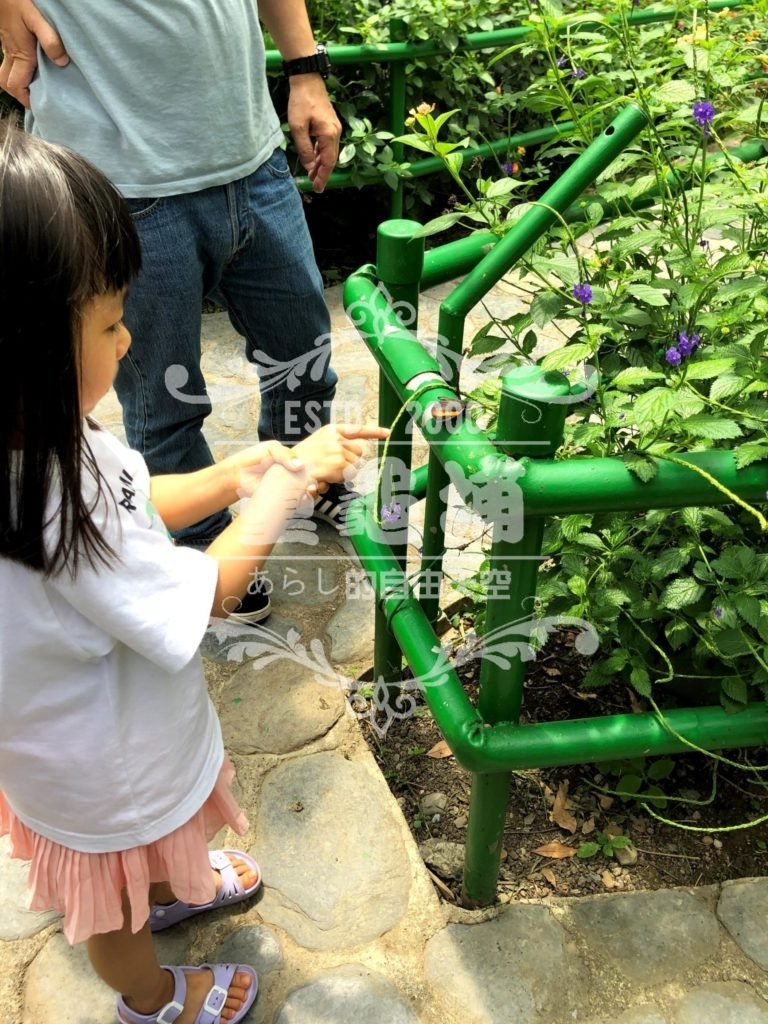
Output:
top-left (115, 148), bottom-right (337, 545)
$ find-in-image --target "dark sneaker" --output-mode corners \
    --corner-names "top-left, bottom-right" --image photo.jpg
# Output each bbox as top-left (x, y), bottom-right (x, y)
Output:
top-left (224, 577), bottom-right (272, 625)
top-left (313, 483), bottom-right (361, 530)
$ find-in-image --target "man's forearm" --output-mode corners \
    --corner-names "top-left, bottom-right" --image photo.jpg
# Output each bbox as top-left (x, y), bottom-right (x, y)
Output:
top-left (257, 0), bottom-right (318, 59)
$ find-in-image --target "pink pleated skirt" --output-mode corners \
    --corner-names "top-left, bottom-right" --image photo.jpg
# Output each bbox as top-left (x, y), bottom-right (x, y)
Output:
top-left (0, 754), bottom-right (249, 946)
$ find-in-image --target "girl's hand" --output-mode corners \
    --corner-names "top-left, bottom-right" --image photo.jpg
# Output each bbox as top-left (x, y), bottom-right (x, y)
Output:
top-left (235, 460), bottom-right (318, 546)
top-left (291, 423), bottom-right (389, 484)
top-left (228, 440), bottom-right (316, 499)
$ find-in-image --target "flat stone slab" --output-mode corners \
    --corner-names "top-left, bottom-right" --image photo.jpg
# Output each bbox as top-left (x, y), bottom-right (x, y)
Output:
top-left (274, 965), bottom-right (421, 1023)
top-left (671, 981), bottom-right (768, 1023)
top-left (219, 655), bottom-right (345, 754)
top-left (325, 586), bottom-right (376, 664)
top-left (566, 889), bottom-right (720, 985)
top-left (255, 750), bottom-right (411, 949)
top-left (425, 905), bottom-right (587, 1023)
top-left (717, 878), bottom-right (768, 969)
top-left (0, 837), bottom-right (60, 940)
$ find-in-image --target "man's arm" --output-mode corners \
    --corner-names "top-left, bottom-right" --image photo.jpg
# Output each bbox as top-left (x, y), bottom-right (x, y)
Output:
top-left (258, 0), bottom-right (341, 193)
top-left (0, 0), bottom-right (68, 108)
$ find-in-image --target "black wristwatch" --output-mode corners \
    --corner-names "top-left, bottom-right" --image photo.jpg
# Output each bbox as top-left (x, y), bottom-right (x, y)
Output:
top-left (282, 44), bottom-right (331, 80)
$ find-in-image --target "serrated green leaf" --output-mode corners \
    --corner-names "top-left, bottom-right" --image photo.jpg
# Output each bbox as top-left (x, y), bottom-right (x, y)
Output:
top-left (659, 578), bottom-right (704, 611)
top-left (680, 506), bottom-right (703, 533)
top-left (683, 358), bottom-right (735, 381)
top-left (530, 291), bottom-right (566, 326)
top-left (622, 453), bottom-right (658, 483)
top-left (612, 367), bottom-right (664, 391)
top-left (630, 665), bottom-right (651, 696)
top-left (715, 629), bottom-right (752, 658)
top-left (682, 415), bottom-right (742, 440)
top-left (560, 514), bottom-right (593, 541)
top-left (654, 79), bottom-right (697, 104)
top-left (541, 343), bottom-right (593, 371)
top-left (734, 443), bottom-right (768, 470)
top-left (711, 546), bottom-right (754, 579)
top-left (665, 619), bottom-right (693, 650)
top-left (633, 387), bottom-right (680, 425)
top-left (721, 675), bottom-right (749, 705)
top-left (625, 284), bottom-right (669, 307)
top-left (709, 374), bottom-right (749, 402)
top-left (734, 595), bottom-right (762, 629)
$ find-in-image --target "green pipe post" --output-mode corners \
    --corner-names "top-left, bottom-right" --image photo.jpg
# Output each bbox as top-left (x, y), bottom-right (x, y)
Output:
top-left (463, 368), bottom-right (574, 905)
top-left (372, 221), bottom-right (425, 696)
top-left (387, 18), bottom-right (408, 219)
top-left (437, 104), bottom-right (649, 356)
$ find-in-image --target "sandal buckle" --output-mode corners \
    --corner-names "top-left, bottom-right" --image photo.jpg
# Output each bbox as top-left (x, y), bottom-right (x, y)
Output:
top-left (157, 1000), bottom-right (184, 1024)
top-left (203, 985), bottom-right (228, 1014)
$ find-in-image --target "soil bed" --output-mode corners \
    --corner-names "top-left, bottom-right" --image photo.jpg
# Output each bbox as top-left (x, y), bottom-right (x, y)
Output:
top-left (360, 627), bottom-right (768, 904)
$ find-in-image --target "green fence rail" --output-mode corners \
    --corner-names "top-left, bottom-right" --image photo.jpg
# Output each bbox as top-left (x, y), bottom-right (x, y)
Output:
top-left (342, 104), bottom-right (768, 906)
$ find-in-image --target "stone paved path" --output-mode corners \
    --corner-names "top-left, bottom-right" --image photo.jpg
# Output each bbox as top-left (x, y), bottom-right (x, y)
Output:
top-left (2, 284), bottom-right (768, 1023)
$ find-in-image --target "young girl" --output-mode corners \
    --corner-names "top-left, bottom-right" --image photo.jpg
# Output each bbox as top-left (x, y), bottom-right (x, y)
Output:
top-left (0, 123), bottom-right (386, 1024)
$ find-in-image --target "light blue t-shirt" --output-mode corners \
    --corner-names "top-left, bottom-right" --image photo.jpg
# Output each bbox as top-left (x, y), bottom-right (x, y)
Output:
top-left (26, 0), bottom-right (284, 197)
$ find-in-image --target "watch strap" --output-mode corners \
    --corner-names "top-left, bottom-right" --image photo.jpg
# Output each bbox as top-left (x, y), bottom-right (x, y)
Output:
top-left (282, 45), bottom-right (331, 80)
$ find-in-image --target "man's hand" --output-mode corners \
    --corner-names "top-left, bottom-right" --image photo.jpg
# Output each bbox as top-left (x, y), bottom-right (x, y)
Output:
top-left (287, 75), bottom-right (341, 193)
top-left (0, 0), bottom-right (68, 108)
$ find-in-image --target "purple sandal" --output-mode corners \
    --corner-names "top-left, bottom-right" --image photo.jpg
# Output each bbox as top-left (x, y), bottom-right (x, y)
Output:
top-left (116, 963), bottom-right (258, 1024)
top-left (149, 849), bottom-right (262, 932)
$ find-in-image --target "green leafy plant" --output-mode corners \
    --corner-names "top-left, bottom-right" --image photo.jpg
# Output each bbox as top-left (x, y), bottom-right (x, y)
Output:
top-left (577, 828), bottom-right (633, 859)
top-left (397, 0), bottom-right (768, 708)
top-left (598, 757), bottom-right (676, 808)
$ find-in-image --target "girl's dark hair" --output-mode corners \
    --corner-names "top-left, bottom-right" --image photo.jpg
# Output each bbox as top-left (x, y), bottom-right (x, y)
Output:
top-left (0, 120), bottom-right (142, 574)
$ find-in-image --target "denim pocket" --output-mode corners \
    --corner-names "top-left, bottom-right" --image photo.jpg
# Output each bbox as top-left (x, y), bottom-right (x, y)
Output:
top-left (262, 148), bottom-right (293, 181)
top-left (125, 197), bottom-right (164, 219)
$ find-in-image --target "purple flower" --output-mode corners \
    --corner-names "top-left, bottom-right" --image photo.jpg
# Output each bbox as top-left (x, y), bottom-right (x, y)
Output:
top-left (501, 161), bottom-right (517, 176)
top-left (572, 282), bottom-right (593, 304)
top-left (665, 346), bottom-right (682, 366)
top-left (381, 502), bottom-right (402, 524)
top-left (677, 331), bottom-right (700, 357)
top-left (693, 101), bottom-right (715, 128)
top-left (556, 56), bottom-right (568, 68)
top-left (572, 67), bottom-right (586, 79)
top-left (713, 606), bottom-right (723, 619)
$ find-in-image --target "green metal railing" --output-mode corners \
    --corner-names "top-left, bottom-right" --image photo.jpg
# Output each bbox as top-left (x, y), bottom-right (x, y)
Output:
top-left (342, 103), bottom-right (768, 905)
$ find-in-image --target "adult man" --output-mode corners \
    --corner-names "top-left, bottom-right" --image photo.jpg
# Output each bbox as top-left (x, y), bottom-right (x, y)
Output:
top-left (0, 0), bottom-right (344, 621)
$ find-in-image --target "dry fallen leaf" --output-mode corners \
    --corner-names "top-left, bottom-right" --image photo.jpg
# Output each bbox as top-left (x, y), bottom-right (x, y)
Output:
top-left (541, 867), bottom-right (558, 888)
top-left (533, 841), bottom-right (577, 859)
top-left (627, 687), bottom-right (644, 714)
top-left (598, 794), bottom-right (614, 811)
top-left (581, 816), bottom-right (596, 835)
top-left (425, 740), bottom-right (454, 759)
top-left (549, 780), bottom-right (578, 834)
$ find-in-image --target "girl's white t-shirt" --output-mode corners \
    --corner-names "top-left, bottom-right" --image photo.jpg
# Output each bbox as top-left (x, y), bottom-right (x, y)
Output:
top-left (0, 423), bottom-right (222, 852)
